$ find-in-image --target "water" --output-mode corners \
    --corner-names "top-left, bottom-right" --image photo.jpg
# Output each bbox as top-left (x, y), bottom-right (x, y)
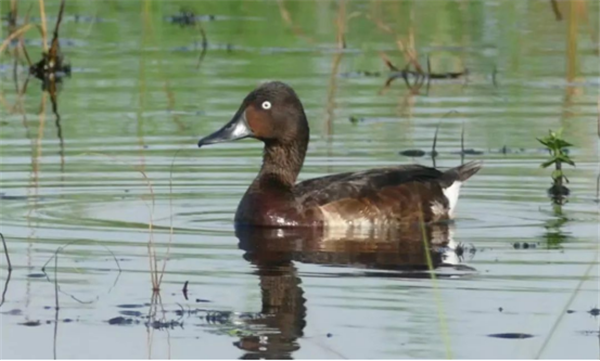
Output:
top-left (1, 0), bottom-right (599, 358)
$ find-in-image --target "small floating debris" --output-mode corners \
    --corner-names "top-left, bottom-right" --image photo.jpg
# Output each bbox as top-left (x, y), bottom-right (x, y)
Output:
top-left (165, 10), bottom-right (215, 26)
top-left (339, 70), bottom-right (382, 78)
top-left (116, 304), bottom-right (144, 309)
top-left (108, 316), bottom-right (137, 326)
top-left (578, 330), bottom-right (600, 337)
top-left (512, 242), bottom-right (537, 250)
top-left (487, 333), bottom-right (534, 339)
top-left (399, 149), bottom-right (426, 157)
top-left (26, 273), bottom-right (46, 278)
top-left (146, 320), bottom-right (183, 330)
top-left (451, 149), bottom-right (484, 155)
top-left (1, 309), bottom-right (22, 315)
top-left (119, 310), bottom-right (143, 317)
top-left (19, 320), bottom-right (42, 327)
top-left (349, 116), bottom-right (400, 124)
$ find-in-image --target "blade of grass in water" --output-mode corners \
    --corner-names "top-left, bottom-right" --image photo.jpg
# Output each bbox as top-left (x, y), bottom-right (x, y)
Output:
top-left (418, 207), bottom-right (453, 359)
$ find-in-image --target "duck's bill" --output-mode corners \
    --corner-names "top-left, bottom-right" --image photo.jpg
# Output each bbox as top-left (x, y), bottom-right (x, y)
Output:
top-left (198, 111), bottom-right (253, 147)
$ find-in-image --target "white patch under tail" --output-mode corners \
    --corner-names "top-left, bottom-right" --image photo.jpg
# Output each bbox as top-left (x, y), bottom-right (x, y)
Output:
top-left (442, 181), bottom-right (462, 218)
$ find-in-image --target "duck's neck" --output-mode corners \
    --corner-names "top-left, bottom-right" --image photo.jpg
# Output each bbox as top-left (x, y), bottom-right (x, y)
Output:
top-left (256, 138), bottom-right (307, 189)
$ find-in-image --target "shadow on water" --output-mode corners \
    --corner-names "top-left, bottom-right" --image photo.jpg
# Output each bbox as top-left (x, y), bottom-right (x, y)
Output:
top-left (233, 223), bottom-right (472, 359)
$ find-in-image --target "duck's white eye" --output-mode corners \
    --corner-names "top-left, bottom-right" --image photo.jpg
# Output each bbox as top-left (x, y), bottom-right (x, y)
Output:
top-left (261, 101), bottom-right (271, 110)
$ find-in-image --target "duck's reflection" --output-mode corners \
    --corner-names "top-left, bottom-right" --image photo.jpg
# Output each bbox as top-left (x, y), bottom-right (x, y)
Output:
top-left (233, 223), bottom-right (473, 359)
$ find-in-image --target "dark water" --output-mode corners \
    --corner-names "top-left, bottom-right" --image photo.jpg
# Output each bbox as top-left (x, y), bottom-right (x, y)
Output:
top-left (1, 0), bottom-right (599, 358)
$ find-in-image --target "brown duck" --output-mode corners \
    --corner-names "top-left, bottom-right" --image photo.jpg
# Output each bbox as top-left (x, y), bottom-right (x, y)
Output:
top-left (198, 81), bottom-right (482, 228)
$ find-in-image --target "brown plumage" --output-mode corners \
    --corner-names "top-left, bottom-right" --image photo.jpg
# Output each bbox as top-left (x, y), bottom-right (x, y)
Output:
top-left (198, 81), bottom-right (482, 228)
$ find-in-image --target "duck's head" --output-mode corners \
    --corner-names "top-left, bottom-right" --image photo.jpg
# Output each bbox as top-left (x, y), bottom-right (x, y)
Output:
top-left (198, 81), bottom-right (309, 148)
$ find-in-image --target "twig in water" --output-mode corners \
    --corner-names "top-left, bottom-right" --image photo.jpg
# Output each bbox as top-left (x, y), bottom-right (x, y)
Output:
top-left (431, 122), bottom-right (440, 157)
top-left (596, 174), bottom-right (600, 202)
top-left (195, 21), bottom-right (208, 69)
top-left (0, 233), bottom-right (12, 309)
top-left (379, 53), bottom-right (468, 93)
top-left (550, 0), bottom-right (563, 21)
top-left (42, 239), bottom-right (121, 272)
top-left (430, 110), bottom-right (460, 167)
top-left (598, 96), bottom-right (600, 138)
top-left (0, 267), bottom-right (11, 309)
top-left (182, 281), bottom-right (189, 300)
top-left (460, 123), bottom-right (465, 165)
top-left (1, 233), bottom-right (11, 272)
top-left (431, 123), bottom-right (440, 168)
top-left (41, 240), bottom-right (122, 304)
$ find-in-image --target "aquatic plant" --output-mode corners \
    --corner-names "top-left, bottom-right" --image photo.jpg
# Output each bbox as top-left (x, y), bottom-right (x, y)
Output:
top-left (537, 128), bottom-right (575, 204)
top-left (0, 233), bottom-right (12, 308)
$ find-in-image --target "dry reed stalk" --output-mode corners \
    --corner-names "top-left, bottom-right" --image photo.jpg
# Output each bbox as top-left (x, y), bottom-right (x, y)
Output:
top-left (38, 0), bottom-right (48, 52)
top-left (368, 1), bottom-right (423, 73)
top-left (19, 5), bottom-right (34, 67)
top-left (324, 0), bottom-right (347, 137)
top-left (53, 253), bottom-right (59, 359)
top-left (35, 92), bottom-right (47, 179)
top-left (10, 0), bottom-right (17, 25)
top-left (0, 23), bottom-right (44, 59)
top-left (80, 152), bottom-right (158, 288)
top-left (49, 0), bottom-right (66, 60)
top-left (276, 0), bottom-right (314, 43)
top-left (157, 148), bottom-right (184, 287)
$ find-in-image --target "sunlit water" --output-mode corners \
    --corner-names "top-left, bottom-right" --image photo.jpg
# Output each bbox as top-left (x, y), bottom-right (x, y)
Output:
top-left (1, 0), bottom-right (599, 359)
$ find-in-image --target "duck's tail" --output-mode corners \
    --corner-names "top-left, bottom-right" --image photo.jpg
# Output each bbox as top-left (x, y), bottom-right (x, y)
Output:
top-left (443, 160), bottom-right (483, 183)
top-left (440, 161), bottom-right (483, 217)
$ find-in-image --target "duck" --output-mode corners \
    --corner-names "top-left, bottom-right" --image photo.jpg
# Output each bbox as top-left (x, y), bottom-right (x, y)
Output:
top-left (198, 81), bottom-right (482, 228)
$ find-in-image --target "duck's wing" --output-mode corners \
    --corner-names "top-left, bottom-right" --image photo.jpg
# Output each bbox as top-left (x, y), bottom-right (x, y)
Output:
top-left (295, 164), bottom-right (446, 206)
top-left (295, 161), bottom-right (482, 224)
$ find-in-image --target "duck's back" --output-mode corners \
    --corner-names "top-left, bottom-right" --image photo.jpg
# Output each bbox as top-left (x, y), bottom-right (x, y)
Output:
top-left (296, 161), bottom-right (482, 227)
